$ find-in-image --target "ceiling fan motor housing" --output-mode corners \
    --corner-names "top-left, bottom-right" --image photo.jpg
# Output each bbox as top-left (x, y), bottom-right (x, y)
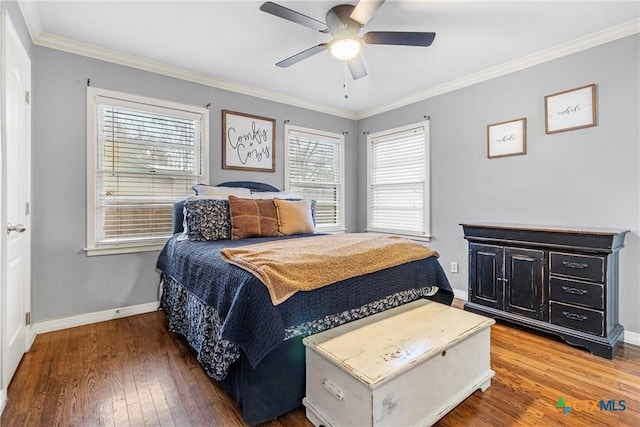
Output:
top-left (326, 4), bottom-right (361, 37)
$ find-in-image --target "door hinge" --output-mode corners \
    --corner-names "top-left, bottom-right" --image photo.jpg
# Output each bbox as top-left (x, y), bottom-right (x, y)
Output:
top-left (25, 312), bottom-right (31, 326)
top-left (25, 202), bottom-right (30, 215)
top-left (25, 91), bottom-right (30, 105)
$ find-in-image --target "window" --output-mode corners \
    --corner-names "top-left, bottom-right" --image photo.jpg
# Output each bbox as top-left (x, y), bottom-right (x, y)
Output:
top-left (284, 125), bottom-right (345, 232)
top-left (367, 120), bottom-right (430, 239)
top-left (86, 87), bottom-right (209, 255)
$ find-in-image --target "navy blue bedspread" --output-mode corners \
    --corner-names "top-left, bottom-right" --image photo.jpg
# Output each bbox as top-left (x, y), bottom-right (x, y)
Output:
top-left (156, 234), bottom-right (453, 369)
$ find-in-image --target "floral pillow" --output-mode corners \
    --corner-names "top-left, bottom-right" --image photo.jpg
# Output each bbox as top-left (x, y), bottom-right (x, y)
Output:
top-left (184, 199), bottom-right (231, 241)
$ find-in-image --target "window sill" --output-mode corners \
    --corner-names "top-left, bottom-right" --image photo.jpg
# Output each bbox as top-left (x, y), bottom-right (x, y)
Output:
top-left (365, 230), bottom-right (432, 242)
top-left (84, 243), bottom-right (165, 257)
top-left (320, 228), bottom-right (347, 234)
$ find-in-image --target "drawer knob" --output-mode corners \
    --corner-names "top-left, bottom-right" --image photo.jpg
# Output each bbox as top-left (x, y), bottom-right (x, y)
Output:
top-left (562, 311), bottom-right (588, 322)
top-left (561, 286), bottom-right (588, 296)
top-left (562, 261), bottom-right (588, 269)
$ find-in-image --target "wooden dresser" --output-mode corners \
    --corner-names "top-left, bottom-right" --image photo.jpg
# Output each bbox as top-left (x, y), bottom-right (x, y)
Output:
top-left (461, 223), bottom-right (628, 359)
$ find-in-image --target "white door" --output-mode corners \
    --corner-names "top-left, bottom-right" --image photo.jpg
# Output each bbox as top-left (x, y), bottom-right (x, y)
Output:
top-left (1, 11), bottom-right (31, 386)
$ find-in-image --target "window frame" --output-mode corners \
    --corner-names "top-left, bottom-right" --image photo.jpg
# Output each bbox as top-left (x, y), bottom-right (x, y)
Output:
top-left (85, 87), bottom-right (209, 256)
top-left (366, 120), bottom-right (431, 240)
top-left (284, 124), bottom-right (346, 232)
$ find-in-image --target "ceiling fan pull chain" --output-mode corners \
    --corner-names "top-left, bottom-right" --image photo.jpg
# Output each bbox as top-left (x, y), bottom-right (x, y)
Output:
top-left (343, 61), bottom-right (349, 99)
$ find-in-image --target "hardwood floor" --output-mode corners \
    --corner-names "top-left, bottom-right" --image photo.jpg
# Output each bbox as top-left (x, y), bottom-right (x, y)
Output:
top-left (2, 302), bottom-right (639, 427)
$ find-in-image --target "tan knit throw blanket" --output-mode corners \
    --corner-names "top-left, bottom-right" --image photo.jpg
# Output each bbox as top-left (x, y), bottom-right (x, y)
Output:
top-left (220, 233), bottom-right (439, 305)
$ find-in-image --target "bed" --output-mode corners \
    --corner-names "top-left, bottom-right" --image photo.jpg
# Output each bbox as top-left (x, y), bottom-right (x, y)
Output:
top-left (156, 181), bottom-right (453, 424)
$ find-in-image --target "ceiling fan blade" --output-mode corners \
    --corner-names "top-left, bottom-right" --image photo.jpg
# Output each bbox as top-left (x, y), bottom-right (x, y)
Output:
top-left (260, 2), bottom-right (327, 32)
top-left (348, 56), bottom-right (368, 80)
top-left (276, 44), bottom-right (328, 68)
top-left (350, 0), bottom-right (385, 26)
top-left (363, 31), bottom-right (436, 46)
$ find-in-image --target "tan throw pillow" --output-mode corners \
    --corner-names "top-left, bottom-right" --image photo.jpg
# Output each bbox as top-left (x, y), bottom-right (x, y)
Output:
top-left (274, 198), bottom-right (315, 235)
top-left (228, 196), bottom-right (281, 239)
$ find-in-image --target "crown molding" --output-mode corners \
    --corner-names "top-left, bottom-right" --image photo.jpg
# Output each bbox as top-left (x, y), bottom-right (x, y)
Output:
top-left (356, 18), bottom-right (639, 119)
top-left (16, 2), bottom-right (638, 122)
top-left (16, 0), bottom-right (42, 41)
top-left (17, 0), bottom-right (357, 118)
top-left (33, 32), bottom-right (358, 120)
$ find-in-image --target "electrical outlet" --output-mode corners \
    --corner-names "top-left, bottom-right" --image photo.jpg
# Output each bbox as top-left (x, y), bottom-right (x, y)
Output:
top-left (450, 262), bottom-right (459, 273)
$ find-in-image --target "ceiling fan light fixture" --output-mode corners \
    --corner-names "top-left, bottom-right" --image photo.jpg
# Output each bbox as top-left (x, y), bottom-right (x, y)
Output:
top-left (329, 38), bottom-right (361, 61)
top-left (261, 1), bottom-right (436, 80)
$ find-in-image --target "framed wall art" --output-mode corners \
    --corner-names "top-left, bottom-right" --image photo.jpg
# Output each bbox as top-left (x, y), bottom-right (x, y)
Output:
top-left (544, 84), bottom-right (596, 134)
top-left (222, 110), bottom-right (276, 172)
top-left (487, 118), bottom-right (527, 159)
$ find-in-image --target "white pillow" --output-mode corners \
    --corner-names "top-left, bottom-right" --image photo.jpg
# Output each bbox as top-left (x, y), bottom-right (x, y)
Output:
top-left (193, 184), bottom-right (251, 199)
top-left (251, 191), bottom-right (298, 200)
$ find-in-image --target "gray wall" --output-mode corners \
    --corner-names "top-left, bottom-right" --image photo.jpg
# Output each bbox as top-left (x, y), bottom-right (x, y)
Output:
top-left (32, 47), bottom-right (357, 322)
top-left (29, 27), bottom-right (640, 338)
top-left (356, 35), bottom-right (640, 336)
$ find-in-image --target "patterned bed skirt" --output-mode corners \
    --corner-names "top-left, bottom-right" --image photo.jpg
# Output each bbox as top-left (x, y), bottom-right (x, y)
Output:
top-left (160, 273), bottom-right (438, 381)
top-left (160, 275), bottom-right (241, 380)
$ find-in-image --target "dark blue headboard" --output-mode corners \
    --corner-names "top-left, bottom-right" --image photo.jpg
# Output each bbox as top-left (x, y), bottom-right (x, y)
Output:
top-left (172, 181), bottom-right (281, 234)
top-left (216, 181), bottom-right (279, 192)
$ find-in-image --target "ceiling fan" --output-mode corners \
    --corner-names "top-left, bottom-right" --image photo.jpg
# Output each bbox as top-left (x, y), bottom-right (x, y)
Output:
top-left (259, 0), bottom-right (436, 80)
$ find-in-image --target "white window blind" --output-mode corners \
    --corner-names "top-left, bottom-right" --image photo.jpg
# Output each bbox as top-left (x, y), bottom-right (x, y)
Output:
top-left (86, 88), bottom-right (208, 255)
top-left (285, 125), bottom-right (345, 231)
top-left (367, 121), bottom-right (430, 238)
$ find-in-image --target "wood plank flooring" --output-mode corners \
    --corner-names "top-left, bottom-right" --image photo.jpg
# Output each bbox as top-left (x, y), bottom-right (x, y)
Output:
top-left (2, 301), bottom-right (639, 426)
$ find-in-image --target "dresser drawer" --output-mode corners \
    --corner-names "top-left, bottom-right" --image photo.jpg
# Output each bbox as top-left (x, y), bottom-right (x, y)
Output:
top-left (550, 302), bottom-right (604, 336)
top-left (549, 277), bottom-right (604, 310)
top-left (549, 252), bottom-right (605, 283)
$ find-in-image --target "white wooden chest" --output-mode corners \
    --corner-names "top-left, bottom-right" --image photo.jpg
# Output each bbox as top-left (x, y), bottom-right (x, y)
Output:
top-left (302, 299), bottom-right (495, 427)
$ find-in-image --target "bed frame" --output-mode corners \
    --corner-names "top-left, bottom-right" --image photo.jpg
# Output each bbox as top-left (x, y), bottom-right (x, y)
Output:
top-left (168, 181), bottom-right (311, 423)
top-left (164, 181), bottom-right (452, 424)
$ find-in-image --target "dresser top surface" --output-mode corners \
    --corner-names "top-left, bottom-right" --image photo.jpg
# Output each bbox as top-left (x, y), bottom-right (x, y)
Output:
top-left (303, 300), bottom-right (494, 387)
top-left (460, 222), bottom-right (629, 236)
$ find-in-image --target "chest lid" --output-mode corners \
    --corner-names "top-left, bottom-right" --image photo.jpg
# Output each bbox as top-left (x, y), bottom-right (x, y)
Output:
top-left (303, 299), bottom-right (494, 388)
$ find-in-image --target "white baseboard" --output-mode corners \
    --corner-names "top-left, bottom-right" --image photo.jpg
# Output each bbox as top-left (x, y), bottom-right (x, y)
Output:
top-left (624, 330), bottom-right (640, 347)
top-left (33, 301), bottom-right (160, 335)
top-left (452, 288), bottom-right (468, 301)
top-left (26, 297), bottom-right (640, 349)
top-left (26, 325), bottom-right (36, 351)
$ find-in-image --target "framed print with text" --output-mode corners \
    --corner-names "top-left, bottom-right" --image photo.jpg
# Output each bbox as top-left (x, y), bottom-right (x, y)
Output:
top-left (487, 118), bottom-right (526, 159)
top-left (545, 84), bottom-right (596, 134)
top-left (222, 110), bottom-right (276, 172)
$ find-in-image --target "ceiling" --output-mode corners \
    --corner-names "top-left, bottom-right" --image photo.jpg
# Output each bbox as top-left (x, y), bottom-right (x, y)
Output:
top-left (22, 1), bottom-right (640, 119)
